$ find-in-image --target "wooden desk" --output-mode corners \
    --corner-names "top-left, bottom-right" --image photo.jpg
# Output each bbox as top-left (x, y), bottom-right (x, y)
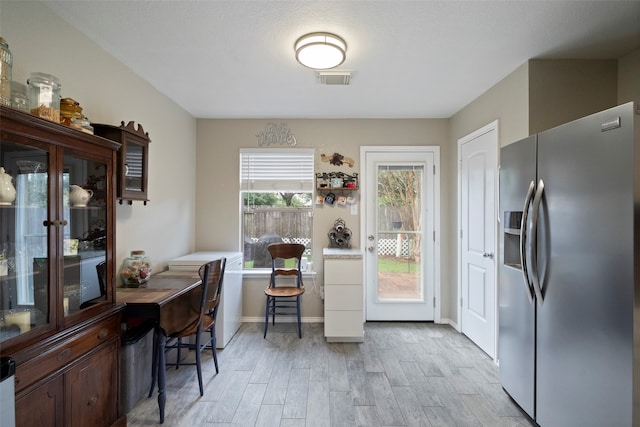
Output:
top-left (117, 274), bottom-right (202, 423)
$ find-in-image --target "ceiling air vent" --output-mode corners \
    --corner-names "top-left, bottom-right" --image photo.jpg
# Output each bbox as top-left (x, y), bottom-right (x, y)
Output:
top-left (316, 71), bottom-right (352, 85)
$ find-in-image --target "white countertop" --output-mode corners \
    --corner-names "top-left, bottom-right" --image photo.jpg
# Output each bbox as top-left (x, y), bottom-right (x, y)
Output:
top-left (168, 251), bottom-right (242, 264)
top-left (323, 248), bottom-right (363, 259)
top-left (167, 251), bottom-right (243, 270)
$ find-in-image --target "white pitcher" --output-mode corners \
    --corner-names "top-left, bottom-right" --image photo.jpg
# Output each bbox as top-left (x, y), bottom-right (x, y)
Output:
top-left (69, 184), bottom-right (93, 207)
top-left (0, 167), bottom-right (16, 206)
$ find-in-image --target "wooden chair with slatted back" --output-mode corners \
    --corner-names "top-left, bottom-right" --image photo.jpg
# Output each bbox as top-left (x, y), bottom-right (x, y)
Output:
top-left (152, 257), bottom-right (226, 397)
top-left (264, 243), bottom-right (305, 338)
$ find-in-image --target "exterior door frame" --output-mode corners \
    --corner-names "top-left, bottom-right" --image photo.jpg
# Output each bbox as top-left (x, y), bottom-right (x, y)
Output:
top-left (457, 120), bottom-right (499, 359)
top-left (360, 146), bottom-right (441, 323)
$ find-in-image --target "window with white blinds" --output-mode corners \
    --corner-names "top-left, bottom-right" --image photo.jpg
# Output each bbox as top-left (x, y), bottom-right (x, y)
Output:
top-left (240, 148), bottom-right (314, 191)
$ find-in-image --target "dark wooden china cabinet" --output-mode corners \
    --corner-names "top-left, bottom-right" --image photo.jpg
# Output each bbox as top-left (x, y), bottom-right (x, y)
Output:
top-left (0, 106), bottom-right (125, 426)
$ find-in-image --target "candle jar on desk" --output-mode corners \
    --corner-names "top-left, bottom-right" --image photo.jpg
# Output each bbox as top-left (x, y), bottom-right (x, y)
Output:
top-left (121, 250), bottom-right (152, 287)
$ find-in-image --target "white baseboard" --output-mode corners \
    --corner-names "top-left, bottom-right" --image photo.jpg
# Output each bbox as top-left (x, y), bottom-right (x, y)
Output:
top-left (438, 318), bottom-right (459, 331)
top-left (242, 316), bottom-right (324, 323)
top-left (243, 317), bottom-right (459, 329)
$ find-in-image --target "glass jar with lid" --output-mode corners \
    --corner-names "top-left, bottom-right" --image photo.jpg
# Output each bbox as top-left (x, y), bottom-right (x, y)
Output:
top-left (70, 117), bottom-right (94, 134)
top-left (0, 37), bottom-right (12, 107)
top-left (121, 250), bottom-right (152, 287)
top-left (27, 72), bottom-right (61, 122)
top-left (10, 81), bottom-right (28, 112)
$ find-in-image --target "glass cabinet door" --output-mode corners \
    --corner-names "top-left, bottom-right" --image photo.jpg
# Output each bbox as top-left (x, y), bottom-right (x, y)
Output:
top-left (60, 152), bottom-right (108, 317)
top-left (123, 136), bottom-right (146, 195)
top-left (0, 141), bottom-right (110, 344)
top-left (0, 142), bottom-right (50, 343)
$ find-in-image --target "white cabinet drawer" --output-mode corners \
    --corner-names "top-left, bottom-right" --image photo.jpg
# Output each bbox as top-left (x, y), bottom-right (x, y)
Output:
top-left (324, 311), bottom-right (364, 337)
top-left (324, 259), bottom-right (362, 284)
top-left (325, 284), bottom-right (363, 310)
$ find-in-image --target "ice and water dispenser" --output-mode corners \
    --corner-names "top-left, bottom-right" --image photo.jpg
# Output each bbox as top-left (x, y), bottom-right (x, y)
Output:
top-left (503, 211), bottom-right (523, 269)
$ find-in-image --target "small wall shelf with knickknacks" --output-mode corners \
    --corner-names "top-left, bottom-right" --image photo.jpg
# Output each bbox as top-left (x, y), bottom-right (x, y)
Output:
top-left (316, 172), bottom-right (358, 191)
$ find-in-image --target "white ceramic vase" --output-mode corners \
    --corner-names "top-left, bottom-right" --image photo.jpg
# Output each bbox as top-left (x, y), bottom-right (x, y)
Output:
top-left (69, 184), bottom-right (93, 207)
top-left (0, 167), bottom-right (16, 206)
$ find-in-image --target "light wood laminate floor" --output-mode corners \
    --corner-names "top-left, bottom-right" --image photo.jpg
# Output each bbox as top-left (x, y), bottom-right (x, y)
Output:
top-left (126, 322), bottom-right (534, 426)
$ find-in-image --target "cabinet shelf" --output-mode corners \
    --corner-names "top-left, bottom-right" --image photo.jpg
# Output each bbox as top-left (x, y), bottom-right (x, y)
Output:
top-left (1, 205), bottom-right (104, 209)
top-left (317, 186), bottom-right (358, 192)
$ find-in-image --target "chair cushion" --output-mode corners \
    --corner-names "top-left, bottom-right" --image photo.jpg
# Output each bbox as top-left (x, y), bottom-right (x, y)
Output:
top-left (170, 318), bottom-right (200, 338)
top-left (170, 313), bottom-right (215, 338)
top-left (264, 286), bottom-right (305, 297)
top-left (202, 314), bottom-right (215, 331)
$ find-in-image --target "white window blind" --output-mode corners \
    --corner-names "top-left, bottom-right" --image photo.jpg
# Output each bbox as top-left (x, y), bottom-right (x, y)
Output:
top-left (240, 148), bottom-right (314, 191)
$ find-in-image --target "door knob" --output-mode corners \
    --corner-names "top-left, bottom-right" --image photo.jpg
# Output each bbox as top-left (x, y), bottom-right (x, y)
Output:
top-left (368, 246), bottom-right (375, 252)
top-left (368, 235), bottom-right (374, 241)
top-left (483, 252), bottom-right (494, 259)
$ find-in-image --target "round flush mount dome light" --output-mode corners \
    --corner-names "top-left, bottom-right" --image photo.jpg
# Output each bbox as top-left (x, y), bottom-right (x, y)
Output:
top-left (295, 32), bottom-right (347, 70)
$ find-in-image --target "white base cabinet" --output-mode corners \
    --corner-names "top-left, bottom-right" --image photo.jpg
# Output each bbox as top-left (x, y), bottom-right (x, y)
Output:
top-left (323, 249), bottom-right (364, 342)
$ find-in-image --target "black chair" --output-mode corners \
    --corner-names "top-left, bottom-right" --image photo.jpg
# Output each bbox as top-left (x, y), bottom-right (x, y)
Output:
top-left (96, 260), bottom-right (106, 296)
top-left (149, 258), bottom-right (226, 404)
top-left (80, 260), bottom-right (107, 310)
top-left (263, 243), bottom-right (305, 338)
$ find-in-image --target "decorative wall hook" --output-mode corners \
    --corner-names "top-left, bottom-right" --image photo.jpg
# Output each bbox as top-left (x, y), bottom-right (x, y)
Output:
top-left (320, 152), bottom-right (354, 167)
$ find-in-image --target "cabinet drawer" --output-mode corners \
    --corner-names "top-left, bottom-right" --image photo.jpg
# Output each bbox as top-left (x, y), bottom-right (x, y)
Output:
top-left (14, 314), bottom-right (121, 393)
top-left (324, 311), bottom-right (364, 338)
top-left (324, 259), bottom-right (362, 284)
top-left (325, 284), bottom-right (363, 310)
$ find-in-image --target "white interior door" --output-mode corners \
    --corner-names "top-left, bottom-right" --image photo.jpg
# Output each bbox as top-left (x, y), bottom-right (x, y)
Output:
top-left (458, 121), bottom-right (498, 358)
top-left (362, 147), bottom-right (440, 321)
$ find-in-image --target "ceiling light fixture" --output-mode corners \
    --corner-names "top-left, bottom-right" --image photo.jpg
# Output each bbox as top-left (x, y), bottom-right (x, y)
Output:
top-left (295, 32), bottom-right (347, 70)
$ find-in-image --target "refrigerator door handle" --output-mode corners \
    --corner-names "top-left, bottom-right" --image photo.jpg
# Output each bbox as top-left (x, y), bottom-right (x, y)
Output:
top-left (530, 179), bottom-right (545, 304)
top-left (519, 180), bottom-right (536, 304)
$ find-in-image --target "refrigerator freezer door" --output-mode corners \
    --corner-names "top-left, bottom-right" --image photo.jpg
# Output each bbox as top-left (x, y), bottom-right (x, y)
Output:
top-left (535, 103), bottom-right (635, 427)
top-left (498, 135), bottom-right (537, 418)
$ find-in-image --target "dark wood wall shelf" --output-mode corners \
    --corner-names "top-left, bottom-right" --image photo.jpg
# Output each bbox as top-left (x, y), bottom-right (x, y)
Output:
top-left (93, 121), bottom-right (151, 205)
top-left (316, 171), bottom-right (359, 192)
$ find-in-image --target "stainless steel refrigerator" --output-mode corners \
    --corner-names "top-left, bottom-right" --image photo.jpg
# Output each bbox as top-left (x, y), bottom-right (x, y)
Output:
top-left (498, 102), bottom-right (639, 427)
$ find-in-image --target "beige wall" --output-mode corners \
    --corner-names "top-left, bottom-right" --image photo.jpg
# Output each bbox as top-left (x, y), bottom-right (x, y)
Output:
top-left (447, 62), bottom-right (529, 323)
top-left (450, 63), bottom-right (530, 150)
top-left (618, 49), bottom-right (640, 105)
top-left (1, 2), bottom-right (198, 273)
top-left (528, 59), bottom-right (618, 134)
top-left (196, 119), bottom-right (451, 320)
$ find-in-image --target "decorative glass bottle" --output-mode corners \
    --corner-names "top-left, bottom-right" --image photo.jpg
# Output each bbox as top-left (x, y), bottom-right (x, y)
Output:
top-left (121, 250), bottom-right (152, 287)
top-left (0, 37), bottom-right (12, 107)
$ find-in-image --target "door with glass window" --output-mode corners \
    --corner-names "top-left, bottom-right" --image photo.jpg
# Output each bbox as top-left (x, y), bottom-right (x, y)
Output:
top-left (363, 148), bottom-right (439, 321)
